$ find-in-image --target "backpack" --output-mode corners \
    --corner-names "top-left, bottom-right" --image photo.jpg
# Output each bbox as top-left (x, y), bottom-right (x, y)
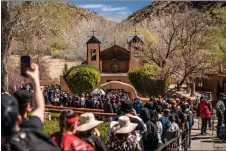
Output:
top-left (86, 136), bottom-right (96, 149)
top-left (183, 112), bottom-right (194, 128)
top-left (2, 129), bottom-right (61, 151)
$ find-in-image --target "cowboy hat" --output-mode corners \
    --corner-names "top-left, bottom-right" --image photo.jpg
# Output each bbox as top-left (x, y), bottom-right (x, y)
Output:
top-left (110, 116), bottom-right (138, 134)
top-left (76, 113), bottom-right (103, 132)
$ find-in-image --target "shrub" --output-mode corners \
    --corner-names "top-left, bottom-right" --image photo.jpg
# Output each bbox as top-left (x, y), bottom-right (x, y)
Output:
top-left (128, 64), bottom-right (166, 97)
top-left (64, 65), bottom-right (100, 94)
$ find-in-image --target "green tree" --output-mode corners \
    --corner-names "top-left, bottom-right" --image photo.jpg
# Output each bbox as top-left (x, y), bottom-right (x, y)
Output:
top-left (128, 64), bottom-right (166, 97)
top-left (213, 6), bottom-right (226, 74)
top-left (64, 65), bottom-right (100, 94)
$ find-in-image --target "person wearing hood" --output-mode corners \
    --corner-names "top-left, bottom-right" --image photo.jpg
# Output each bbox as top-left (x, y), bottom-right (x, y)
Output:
top-left (199, 97), bottom-right (211, 135)
top-left (140, 108), bottom-right (159, 151)
top-left (159, 109), bottom-right (171, 143)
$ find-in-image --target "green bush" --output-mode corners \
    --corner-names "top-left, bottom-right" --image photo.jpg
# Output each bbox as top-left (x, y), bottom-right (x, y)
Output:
top-left (44, 119), bottom-right (59, 136)
top-left (64, 65), bottom-right (100, 94)
top-left (128, 64), bottom-right (166, 97)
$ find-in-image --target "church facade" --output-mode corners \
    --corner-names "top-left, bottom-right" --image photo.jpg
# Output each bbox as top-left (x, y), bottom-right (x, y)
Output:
top-left (82, 33), bottom-right (144, 85)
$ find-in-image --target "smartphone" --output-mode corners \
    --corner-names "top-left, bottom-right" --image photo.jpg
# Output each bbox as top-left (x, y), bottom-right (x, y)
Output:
top-left (21, 56), bottom-right (31, 77)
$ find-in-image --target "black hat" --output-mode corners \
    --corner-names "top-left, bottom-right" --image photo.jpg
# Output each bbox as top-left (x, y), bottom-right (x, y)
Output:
top-left (121, 100), bottom-right (133, 113)
top-left (1, 94), bottom-right (19, 137)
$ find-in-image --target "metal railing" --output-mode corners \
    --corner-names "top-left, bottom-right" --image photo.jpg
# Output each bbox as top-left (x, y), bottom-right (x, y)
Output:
top-left (156, 129), bottom-right (188, 151)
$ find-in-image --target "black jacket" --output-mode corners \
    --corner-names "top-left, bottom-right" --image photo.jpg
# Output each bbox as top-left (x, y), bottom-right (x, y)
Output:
top-left (140, 108), bottom-right (159, 151)
top-left (103, 102), bottom-right (113, 113)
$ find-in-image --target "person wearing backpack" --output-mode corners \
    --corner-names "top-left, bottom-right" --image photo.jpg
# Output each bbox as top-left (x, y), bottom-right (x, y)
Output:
top-left (2, 64), bottom-right (60, 151)
top-left (159, 109), bottom-right (172, 144)
top-left (184, 108), bottom-right (194, 148)
top-left (140, 107), bottom-right (159, 151)
top-left (51, 110), bottom-right (94, 151)
top-left (76, 113), bottom-right (107, 151)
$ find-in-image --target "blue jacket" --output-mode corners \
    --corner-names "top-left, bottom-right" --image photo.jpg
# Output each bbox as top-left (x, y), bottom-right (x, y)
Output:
top-left (133, 101), bottom-right (142, 114)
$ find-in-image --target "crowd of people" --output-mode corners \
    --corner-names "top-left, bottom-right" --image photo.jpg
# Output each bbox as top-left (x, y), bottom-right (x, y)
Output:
top-left (2, 63), bottom-right (226, 151)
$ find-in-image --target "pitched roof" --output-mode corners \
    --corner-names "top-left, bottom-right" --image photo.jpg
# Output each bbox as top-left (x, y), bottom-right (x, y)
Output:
top-left (85, 36), bottom-right (102, 44)
top-left (128, 35), bottom-right (144, 43)
top-left (100, 45), bottom-right (130, 61)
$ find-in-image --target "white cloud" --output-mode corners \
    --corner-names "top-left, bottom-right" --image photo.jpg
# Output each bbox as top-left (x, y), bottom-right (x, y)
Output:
top-left (78, 4), bottom-right (127, 12)
top-left (105, 11), bottom-right (131, 23)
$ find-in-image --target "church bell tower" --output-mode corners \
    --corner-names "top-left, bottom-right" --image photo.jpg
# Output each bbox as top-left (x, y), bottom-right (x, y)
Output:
top-left (86, 29), bottom-right (101, 71)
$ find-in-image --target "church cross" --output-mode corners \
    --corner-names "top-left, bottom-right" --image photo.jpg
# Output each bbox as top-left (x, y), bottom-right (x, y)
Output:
top-left (134, 27), bottom-right (138, 35)
top-left (91, 28), bottom-right (97, 36)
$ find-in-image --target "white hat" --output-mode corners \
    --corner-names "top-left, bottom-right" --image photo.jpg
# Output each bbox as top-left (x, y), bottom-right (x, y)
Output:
top-left (76, 113), bottom-right (103, 132)
top-left (110, 116), bottom-right (138, 134)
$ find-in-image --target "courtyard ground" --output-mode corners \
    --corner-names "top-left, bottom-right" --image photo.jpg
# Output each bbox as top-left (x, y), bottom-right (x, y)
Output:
top-left (189, 119), bottom-right (226, 150)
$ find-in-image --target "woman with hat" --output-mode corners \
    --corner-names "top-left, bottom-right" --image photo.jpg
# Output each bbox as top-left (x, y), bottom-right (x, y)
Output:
top-left (107, 116), bottom-right (142, 151)
top-left (51, 110), bottom-right (94, 151)
top-left (76, 113), bottom-right (107, 151)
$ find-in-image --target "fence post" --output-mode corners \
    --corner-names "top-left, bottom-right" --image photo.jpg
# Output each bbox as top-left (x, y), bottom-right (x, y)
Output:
top-left (198, 117), bottom-right (200, 129)
top-left (184, 129), bottom-right (188, 151)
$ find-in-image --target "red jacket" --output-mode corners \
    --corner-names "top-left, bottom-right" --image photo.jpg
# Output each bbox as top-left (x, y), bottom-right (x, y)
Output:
top-left (200, 100), bottom-right (211, 119)
top-left (51, 132), bottom-right (94, 151)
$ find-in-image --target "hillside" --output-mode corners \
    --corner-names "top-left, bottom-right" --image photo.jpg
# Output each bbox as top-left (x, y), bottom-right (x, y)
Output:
top-left (124, 1), bottom-right (226, 24)
top-left (9, 2), bottom-right (117, 62)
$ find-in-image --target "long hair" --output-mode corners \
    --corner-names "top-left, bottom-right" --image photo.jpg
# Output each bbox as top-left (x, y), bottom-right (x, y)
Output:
top-left (58, 110), bottom-right (78, 147)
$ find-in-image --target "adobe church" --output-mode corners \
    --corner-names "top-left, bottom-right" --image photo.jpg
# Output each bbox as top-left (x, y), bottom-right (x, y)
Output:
top-left (82, 29), bottom-right (144, 86)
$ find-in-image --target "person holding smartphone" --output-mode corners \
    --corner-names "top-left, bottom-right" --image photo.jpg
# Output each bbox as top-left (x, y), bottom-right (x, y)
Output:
top-left (2, 63), bottom-right (60, 151)
top-left (15, 62), bottom-right (45, 131)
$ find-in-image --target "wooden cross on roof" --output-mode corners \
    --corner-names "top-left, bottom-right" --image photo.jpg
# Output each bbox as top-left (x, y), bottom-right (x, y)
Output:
top-left (91, 28), bottom-right (97, 36)
top-left (134, 27), bottom-right (138, 35)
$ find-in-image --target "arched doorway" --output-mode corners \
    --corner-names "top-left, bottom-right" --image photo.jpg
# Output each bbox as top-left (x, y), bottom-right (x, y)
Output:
top-left (99, 81), bottom-right (138, 98)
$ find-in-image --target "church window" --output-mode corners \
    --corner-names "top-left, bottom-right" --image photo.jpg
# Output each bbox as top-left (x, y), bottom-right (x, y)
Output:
top-left (91, 49), bottom-right (96, 61)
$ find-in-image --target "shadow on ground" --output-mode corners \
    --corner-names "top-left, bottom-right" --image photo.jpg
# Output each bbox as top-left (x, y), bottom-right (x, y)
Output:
top-left (201, 139), bottom-right (225, 144)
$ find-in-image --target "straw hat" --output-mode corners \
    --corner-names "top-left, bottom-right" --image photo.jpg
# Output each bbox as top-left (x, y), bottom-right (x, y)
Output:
top-left (76, 113), bottom-right (103, 132)
top-left (110, 116), bottom-right (138, 134)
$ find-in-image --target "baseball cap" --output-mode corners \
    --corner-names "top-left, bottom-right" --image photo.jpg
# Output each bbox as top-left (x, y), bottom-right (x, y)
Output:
top-left (1, 94), bottom-right (19, 137)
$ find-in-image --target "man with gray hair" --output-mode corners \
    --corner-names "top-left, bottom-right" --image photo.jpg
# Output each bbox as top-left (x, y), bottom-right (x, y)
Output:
top-left (216, 93), bottom-right (226, 138)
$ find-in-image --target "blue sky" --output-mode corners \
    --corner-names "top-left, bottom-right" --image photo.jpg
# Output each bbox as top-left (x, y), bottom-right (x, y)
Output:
top-left (73, 1), bottom-right (151, 23)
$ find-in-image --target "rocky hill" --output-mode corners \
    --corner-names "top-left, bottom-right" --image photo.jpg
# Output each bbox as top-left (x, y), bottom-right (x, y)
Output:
top-left (124, 1), bottom-right (226, 24)
top-left (9, 2), bottom-right (117, 62)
